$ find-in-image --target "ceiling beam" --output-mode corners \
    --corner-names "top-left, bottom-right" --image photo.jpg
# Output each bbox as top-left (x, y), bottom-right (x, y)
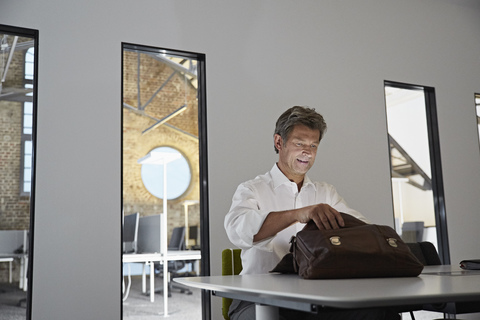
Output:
top-left (123, 103), bottom-right (197, 141)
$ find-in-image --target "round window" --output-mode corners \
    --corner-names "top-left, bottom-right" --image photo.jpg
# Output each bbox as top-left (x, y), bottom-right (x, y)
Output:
top-left (140, 146), bottom-right (191, 200)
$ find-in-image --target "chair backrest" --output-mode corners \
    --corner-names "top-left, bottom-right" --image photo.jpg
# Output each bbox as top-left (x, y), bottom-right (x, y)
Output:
top-left (123, 212), bottom-right (139, 253)
top-left (189, 225), bottom-right (199, 248)
top-left (169, 227), bottom-right (186, 250)
top-left (0, 230), bottom-right (28, 254)
top-left (137, 214), bottom-right (162, 253)
top-left (406, 241), bottom-right (442, 265)
top-left (221, 248), bottom-right (242, 320)
top-left (402, 221), bottom-right (424, 242)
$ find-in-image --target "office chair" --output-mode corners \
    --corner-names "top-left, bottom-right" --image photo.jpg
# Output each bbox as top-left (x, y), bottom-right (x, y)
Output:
top-left (402, 221), bottom-right (425, 243)
top-left (221, 248), bottom-right (242, 320)
top-left (189, 225), bottom-right (200, 250)
top-left (154, 227), bottom-right (192, 296)
top-left (405, 242), bottom-right (477, 320)
top-left (123, 212), bottom-right (139, 253)
top-left (406, 241), bottom-right (441, 266)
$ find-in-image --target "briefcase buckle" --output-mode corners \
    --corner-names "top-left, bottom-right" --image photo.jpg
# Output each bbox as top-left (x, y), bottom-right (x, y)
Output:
top-left (387, 238), bottom-right (398, 247)
top-left (330, 236), bottom-right (341, 246)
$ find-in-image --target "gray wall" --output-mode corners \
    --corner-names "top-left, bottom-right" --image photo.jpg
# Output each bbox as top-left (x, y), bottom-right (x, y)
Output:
top-left (1, 0), bottom-right (480, 319)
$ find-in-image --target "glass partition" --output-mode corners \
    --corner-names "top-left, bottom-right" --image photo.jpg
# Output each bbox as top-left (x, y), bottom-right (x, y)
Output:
top-left (384, 82), bottom-right (449, 263)
top-left (121, 43), bottom-right (209, 319)
top-left (0, 24), bottom-right (38, 320)
top-left (475, 93), bottom-right (480, 141)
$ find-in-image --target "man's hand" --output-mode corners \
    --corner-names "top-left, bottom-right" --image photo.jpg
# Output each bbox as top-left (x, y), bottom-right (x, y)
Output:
top-left (299, 203), bottom-right (345, 230)
top-left (253, 203), bottom-right (345, 242)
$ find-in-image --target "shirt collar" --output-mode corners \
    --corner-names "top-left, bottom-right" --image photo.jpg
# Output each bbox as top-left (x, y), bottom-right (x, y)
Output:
top-left (270, 163), bottom-right (316, 191)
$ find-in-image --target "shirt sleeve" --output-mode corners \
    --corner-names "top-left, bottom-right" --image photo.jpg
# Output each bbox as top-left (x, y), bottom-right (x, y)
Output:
top-left (224, 183), bottom-right (273, 251)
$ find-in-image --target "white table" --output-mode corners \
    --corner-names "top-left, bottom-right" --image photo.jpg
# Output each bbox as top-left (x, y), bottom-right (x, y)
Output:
top-left (123, 250), bottom-right (201, 316)
top-left (0, 257), bottom-right (13, 283)
top-left (175, 265), bottom-right (480, 320)
top-left (0, 253), bottom-right (28, 290)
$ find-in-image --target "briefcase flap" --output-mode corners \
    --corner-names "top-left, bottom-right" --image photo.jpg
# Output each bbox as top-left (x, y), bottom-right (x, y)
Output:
top-left (292, 215), bottom-right (424, 279)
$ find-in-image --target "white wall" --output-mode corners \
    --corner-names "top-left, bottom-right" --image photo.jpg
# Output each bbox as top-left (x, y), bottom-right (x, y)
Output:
top-left (1, 1), bottom-right (480, 319)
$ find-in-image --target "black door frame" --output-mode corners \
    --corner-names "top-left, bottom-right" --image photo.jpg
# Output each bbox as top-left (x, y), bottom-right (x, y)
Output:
top-left (0, 23), bottom-right (39, 320)
top-left (385, 80), bottom-right (450, 264)
top-left (121, 42), bottom-right (210, 319)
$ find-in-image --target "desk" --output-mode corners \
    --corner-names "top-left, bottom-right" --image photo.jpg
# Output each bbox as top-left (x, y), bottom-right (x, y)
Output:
top-left (175, 265), bottom-right (480, 320)
top-left (0, 257), bottom-right (13, 283)
top-left (123, 250), bottom-right (201, 316)
top-left (0, 253), bottom-right (28, 291)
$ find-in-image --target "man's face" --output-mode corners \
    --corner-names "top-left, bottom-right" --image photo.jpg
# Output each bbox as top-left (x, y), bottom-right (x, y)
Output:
top-left (275, 125), bottom-right (320, 183)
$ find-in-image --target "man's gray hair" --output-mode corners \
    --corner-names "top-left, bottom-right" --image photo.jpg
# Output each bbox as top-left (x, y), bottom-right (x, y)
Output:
top-left (274, 106), bottom-right (327, 153)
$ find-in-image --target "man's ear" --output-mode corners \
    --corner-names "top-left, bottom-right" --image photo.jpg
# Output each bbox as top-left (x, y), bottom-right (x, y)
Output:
top-left (274, 134), bottom-right (283, 151)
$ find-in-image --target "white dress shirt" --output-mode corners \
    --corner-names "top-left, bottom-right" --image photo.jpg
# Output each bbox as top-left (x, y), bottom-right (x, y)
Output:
top-left (224, 164), bottom-right (368, 275)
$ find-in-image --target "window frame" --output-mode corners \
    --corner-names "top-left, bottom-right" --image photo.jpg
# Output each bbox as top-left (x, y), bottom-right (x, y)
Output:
top-left (121, 42), bottom-right (210, 319)
top-left (0, 23), bottom-right (39, 320)
top-left (385, 80), bottom-right (450, 264)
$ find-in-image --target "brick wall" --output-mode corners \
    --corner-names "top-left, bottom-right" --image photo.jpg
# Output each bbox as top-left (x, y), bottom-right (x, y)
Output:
top-left (0, 101), bottom-right (30, 230)
top-left (122, 51), bottom-right (201, 244)
top-left (0, 36), bottom-right (31, 282)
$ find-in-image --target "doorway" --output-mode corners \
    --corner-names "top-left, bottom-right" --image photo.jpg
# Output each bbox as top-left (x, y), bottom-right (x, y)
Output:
top-left (0, 24), bottom-right (38, 320)
top-left (384, 81), bottom-right (449, 264)
top-left (121, 43), bottom-right (209, 319)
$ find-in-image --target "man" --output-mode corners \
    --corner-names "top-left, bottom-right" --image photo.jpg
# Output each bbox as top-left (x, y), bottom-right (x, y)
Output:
top-left (224, 106), bottom-right (399, 320)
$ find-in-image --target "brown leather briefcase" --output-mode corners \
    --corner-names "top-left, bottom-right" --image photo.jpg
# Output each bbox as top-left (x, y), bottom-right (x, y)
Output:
top-left (290, 213), bottom-right (424, 279)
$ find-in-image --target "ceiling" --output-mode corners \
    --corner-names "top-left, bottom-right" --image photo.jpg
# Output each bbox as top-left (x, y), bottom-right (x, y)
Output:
top-left (0, 34), bottom-right (34, 103)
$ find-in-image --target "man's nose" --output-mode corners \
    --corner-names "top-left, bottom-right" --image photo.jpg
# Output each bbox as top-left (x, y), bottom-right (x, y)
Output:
top-left (302, 146), bottom-right (313, 154)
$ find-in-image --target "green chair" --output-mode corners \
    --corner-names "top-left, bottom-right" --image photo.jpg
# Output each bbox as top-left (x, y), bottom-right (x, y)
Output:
top-left (221, 248), bottom-right (242, 320)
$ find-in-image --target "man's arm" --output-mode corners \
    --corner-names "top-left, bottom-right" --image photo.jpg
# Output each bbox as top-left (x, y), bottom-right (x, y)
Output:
top-left (253, 203), bottom-right (345, 242)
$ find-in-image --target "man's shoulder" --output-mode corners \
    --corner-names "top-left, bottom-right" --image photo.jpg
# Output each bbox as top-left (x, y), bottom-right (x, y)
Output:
top-left (310, 180), bottom-right (334, 187)
top-left (241, 170), bottom-right (272, 186)
top-left (307, 179), bottom-right (337, 191)
top-left (235, 170), bottom-right (275, 195)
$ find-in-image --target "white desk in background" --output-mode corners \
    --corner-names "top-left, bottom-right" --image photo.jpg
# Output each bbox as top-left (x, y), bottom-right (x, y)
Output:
top-left (123, 250), bottom-right (201, 316)
top-left (175, 265), bottom-right (480, 320)
top-left (0, 253), bottom-right (28, 291)
top-left (0, 257), bottom-right (13, 283)
top-left (0, 230), bottom-right (29, 291)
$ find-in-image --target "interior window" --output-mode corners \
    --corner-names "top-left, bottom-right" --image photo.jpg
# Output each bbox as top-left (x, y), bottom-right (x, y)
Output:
top-left (0, 25), bottom-right (38, 320)
top-left (384, 82), bottom-right (449, 264)
top-left (121, 43), bottom-right (209, 319)
top-left (475, 93), bottom-right (480, 141)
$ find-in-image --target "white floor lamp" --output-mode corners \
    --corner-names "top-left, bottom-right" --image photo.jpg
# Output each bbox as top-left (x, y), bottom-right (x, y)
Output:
top-left (138, 150), bottom-right (181, 316)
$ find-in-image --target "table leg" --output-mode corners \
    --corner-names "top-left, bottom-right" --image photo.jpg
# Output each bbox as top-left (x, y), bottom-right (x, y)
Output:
top-left (255, 304), bottom-right (279, 320)
top-left (163, 261), bottom-right (168, 316)
top-left (150, 262), bottom-right (155, 303)
top-left (142, 263), bottom-right (146, 294)
top-left (19, 258), bottom-right (24, 289)
top-left (122, 264), bottom-right (132, 302)
top-left (9, 261), bottom-right (12, 283)
top-left (195, 260), bottom-right (199, 275)
top-left (23, 256), bottom-right (28, 291)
